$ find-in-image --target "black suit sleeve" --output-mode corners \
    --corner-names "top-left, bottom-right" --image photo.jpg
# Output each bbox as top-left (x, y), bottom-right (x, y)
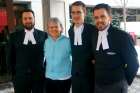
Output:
top-left (121, 33), bottom-right (139, 85)
top-left (6, 33), bottom-right (16, 76)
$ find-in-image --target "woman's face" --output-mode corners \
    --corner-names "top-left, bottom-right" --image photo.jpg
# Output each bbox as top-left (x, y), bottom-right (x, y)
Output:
top-left (47, 22), bottom-right (62, 39)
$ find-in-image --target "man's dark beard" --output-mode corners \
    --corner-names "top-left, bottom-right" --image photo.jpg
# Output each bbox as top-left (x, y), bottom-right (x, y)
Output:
top-left (24, 24), bottom-right (34, 30)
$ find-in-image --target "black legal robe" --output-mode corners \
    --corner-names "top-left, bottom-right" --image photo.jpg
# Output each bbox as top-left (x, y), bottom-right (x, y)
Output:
top-left (7, 28), bottom-right (47, 93)
top-left (68, 23), bottom-right (95, 93)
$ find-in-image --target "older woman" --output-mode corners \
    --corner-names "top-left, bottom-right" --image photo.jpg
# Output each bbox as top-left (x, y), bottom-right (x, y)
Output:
top-left (44, 17), bottom-right (71, 93)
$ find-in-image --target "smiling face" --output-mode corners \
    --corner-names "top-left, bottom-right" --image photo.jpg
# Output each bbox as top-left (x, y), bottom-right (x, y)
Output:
top-left (71, 5), bottom-right (86, 26)
top-left (22, 12), bottom-right (35, 30)
top-left (93, 8), bottom-right (112, 31)
top-left (47, 21), bottom-right (62, 40)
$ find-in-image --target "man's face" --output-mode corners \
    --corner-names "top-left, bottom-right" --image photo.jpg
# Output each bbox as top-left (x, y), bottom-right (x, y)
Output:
top-left (71, 5), bottom-right (86, 26)
top-left (22, 12), bottom-right (35, 30)
top-left (47, 22), bottom-right (62, 39)
top-left (93, 8), bottom-right (112, 31)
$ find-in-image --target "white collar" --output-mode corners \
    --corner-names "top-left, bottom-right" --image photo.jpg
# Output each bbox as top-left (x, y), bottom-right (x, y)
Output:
top-left (74, 24), bottom-right (84, 31)
top-left (99, 24), bottom-right (110, 32)
top-left (96, 25), bottom-right (110, 50)
top-left (23, 28), bottom-right (36, 45)
top-left (74, 24), bottom-right (84, 45)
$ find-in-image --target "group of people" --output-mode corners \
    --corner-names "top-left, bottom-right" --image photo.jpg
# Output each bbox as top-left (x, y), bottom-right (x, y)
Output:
top-left (7, 1), bottom-right (139, 93)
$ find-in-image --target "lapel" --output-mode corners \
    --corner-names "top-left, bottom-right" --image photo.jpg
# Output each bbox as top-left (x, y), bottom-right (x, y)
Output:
top-left (69, 25), bottom-right (74, 45)
top-left (33, 29), bottom-right (39, 44)
top-left (81, 23), bottom-right (86, 41)
top-left (19, 29), bottom-right (25, 44)
top-left (106, 25), bottom-right (114, 46)
top-left (107, 25), bottom-right (113, 36)
top-left (93, 28), bottom-right (98, 50)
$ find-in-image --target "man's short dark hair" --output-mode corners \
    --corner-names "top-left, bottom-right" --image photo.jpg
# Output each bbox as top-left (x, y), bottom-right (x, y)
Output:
top-left (70, 1), bottom-right (86, 11)
top-left (93, 3), bottom-right (112, 16)
top-left (21, 9), bottom-right (35, 18)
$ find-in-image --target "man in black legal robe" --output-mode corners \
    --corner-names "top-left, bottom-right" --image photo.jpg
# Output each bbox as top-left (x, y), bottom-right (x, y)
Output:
top-left (69, 1), bottom-right (95, 93)
top-left (7, 9), bottom-right (47, 93)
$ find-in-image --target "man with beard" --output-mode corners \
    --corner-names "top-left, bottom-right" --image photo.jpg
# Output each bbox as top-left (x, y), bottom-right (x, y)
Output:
top-left (7, 9), bottom-right (47, 93)
top-left (92, 3), bottom-right (139, 93)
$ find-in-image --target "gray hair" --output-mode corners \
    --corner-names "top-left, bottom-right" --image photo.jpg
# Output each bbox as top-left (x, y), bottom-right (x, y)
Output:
top-left (47, 17), bottom-right (63, 29)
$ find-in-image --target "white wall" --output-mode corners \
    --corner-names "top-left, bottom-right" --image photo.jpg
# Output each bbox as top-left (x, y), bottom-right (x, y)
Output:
top-left (50, 0), bottom-right (70, 36)
top-left (65, 0), bottom-right (71, 36)
top-left (31, 0), bottom-right (43, 30)
top-left (120, 22), bottom-right (140, 36)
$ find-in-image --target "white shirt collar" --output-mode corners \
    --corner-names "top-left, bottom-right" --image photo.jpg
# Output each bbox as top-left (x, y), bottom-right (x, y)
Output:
top-left (74, 24), bottom-right (84, 45)
top-left (23, 28), bottom-right (36, 45)
top-left (96, 25), bottom-right (110, 50)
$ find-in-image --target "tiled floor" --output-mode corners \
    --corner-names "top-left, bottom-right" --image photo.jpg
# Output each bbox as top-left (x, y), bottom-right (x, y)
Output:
top-left (0, 77), bottom-right (140, 93)
top-left (128, 76), bottom-right (140, 93)
top-left (0, 82), bottom-right (14, 93)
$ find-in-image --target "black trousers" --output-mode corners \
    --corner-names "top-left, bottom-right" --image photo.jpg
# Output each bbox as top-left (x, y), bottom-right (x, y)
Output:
top-left (72, 76), bottom-right (94, 93)
top-left (95, 80), bottom-right (128, 93)
top-left (0, 46), bottom-right (7, 75)
top-left (13, 75), bottom-right (44, 93)
top-left (45, 78), bottom-right (71, 93)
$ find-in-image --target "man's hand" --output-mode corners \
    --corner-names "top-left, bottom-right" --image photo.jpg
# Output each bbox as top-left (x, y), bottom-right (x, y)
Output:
top-left (92, 60), bottom-right (95, 64)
